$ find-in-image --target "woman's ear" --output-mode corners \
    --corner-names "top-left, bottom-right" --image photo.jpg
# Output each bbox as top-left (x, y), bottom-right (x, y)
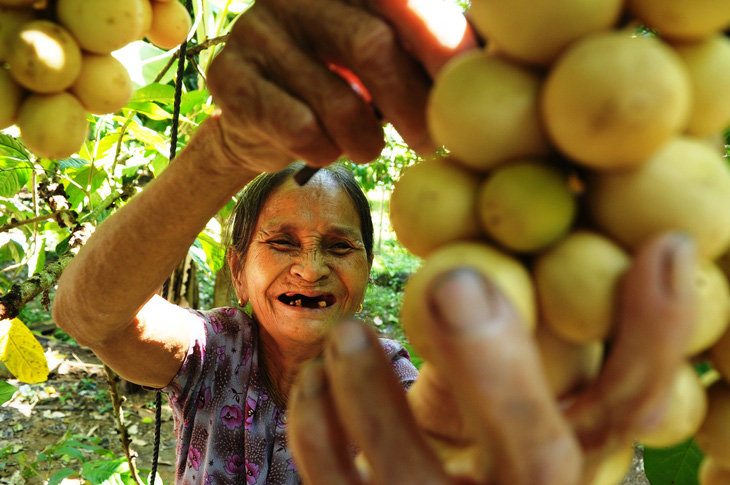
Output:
top-left (228, 251), bottom-right (249, 305)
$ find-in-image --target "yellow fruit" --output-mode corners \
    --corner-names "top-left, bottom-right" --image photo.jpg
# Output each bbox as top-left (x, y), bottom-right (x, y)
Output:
top-left (541, 32), bottom-right (691, 170)
top-left (699, 457), bottom-right (730, 485)
top-left (636, 362), bottom-right (708, 447)
top-left (587, 445), bottom-right (635, 485)
top-left (0, 67), bottom-right (24, 129)
top-left (427, 50), bottom-right (549, 172)
top-left (401, 241), bottom-right (535, 358)
top-left (0, 6), bottom-right (35, 62)
top-left (146, 0), bottom-right (192, 50)
top-left (589, 137), bottom-right (730, 260)
top-left (56, 0), bottom-right (147, 54)
top-left (70, 53), bottom-right (132, 115)
top-left (673, 35), bottom-right (730, 136)
top-left (476, 159), bottom-right (576, 253)
top-left (534, 231), bottom-right (631, 343)
top-left (468, 0), bottom-right (623, 66)
top-left (138, 0), bottom-right (153, 40)
top-left (7, 20), bottom-right (81, 93)
top-left (389, 158), bottom-right (481, 258)
top-left (16, 92), bottom-right (88, 160)
top-left (535, 325), bottom-right (603, 398)
top-left (627, 0), bottom-right (730, 41)
top-left (710, 328), bottom-right (730, 384)
top-left (688, 262), bottom-right (730, 355)
top-left (695, 381), bottom-right (730, 467)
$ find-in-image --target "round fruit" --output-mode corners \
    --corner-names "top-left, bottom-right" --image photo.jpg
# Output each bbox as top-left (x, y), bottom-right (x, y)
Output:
top-left (16, 92), bottom-right (88, 160)
top-left (534, 231), bottom-right (631, 343)
top-left (401, 241), bottom-right (536, 359)
top-left (695, 381), bottom-right (730, 467)
top-left (535, 325), bottom-right (603, 398)
top-left (710, 328), bottom-right (730, 384)
top-left (673, 35), bottom-right (730, 136)
top-left (636, 362), bottom-right (708, 447)
top-left (627, 0), bottom-right (730, 41)
top-left (427, 50), bottom-right (549, 172)
top-left (56, 0), bottom-right (147, 54)
top-left (687, 261), bottom-right (730, 355)
top-left (389, 158), bottom-right (481, 258)
top-left (146, 0), bottom-right (192, 50)
top-left (541, 32), bottom-right (691, 170)
top-left (699, 458), bottom-right (730, 485)
top-left (0, 67), bottom-right (24, 129)
top-left (0, 6), bottom-right (35, 62)
top-left (589, 137), bottom-right (730, 260)
top-left (7, 20), bottom-right (81, 93)
top-left (70, 53), bottom-right (132, 115)
top-left (138, 0), bottom-right (153, 40)
top-left (468, 0), bottom-right (623, 66)
top-left (587, 444), bottom-right (634, 485)
top-left (476, 159), bottom-right (576, 253)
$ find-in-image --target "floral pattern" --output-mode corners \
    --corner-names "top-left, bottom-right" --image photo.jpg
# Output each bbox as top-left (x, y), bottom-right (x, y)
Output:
top-left (163, 307), bottom-right (419, 484)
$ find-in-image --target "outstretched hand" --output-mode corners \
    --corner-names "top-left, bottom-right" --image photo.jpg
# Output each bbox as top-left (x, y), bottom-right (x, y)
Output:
top-left (206, 0), bottom-right (478, 174)
top-left (288, 233), bottom-right (696, 485)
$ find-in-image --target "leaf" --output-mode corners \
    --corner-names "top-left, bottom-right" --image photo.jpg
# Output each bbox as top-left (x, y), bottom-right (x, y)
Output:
top-left (48, 468), bottom-right (76, 485)
top-left (644, 439), bottom-right (703, 485)
top-left (81, 457), bottom-right (130, 485)
top-left (112, 42), bottom-right (176, 88)
top-left (0, 133), bottom-right (30, 162)
top-left (130, 83), bottom-right (176, 104)
top-left (26, 237), bottom-right (46, 276)
top-left (196, 232), bottom-right (225, 275)
top-left (0, 380), bottom-right (17, 406)
top-left (0, 318), bottom-right (49, 384)
top-left (124, 101), bottom-right (172, 120)
top-left (0, 157), bottom-right (33, 197)
top-left (126, 119), bottom-right (170, 154)
top-left (58, 157), bottom-right (90, 169)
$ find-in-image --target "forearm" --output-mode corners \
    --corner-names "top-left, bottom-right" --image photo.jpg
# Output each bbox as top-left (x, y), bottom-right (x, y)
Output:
top-left (53, 116), bottom-right (259, 345)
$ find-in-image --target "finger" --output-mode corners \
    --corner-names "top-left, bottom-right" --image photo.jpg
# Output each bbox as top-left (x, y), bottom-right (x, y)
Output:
top-left (566, 233), bottom-right (696, 452)
top-left (324, 320), bottom-right (451, 484)
top-left (423, 269), bottom-right (582, 485)
top-left (289, 359), bottom-right (363, 485)
top-left (291, 0), bottom-right (436, 155)
top-left (224, 5), bottom-right (386, 164)
top-left (368, 0), bottom-right (480, 77)
top-left (208, 18), bottom-right (342, 168)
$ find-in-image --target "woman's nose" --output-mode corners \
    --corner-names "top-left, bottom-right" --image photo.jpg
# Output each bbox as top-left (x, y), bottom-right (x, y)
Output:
top-left (290, 250), bottom-right (331, 281)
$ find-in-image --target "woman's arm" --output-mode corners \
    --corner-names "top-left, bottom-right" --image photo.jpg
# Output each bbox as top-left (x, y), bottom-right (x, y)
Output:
top-left (52, 116), bottom-right (260, 388)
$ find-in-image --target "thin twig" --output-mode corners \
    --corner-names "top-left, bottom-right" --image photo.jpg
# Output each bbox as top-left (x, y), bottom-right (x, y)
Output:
top-left (0, 212), bottom-right (63, 234)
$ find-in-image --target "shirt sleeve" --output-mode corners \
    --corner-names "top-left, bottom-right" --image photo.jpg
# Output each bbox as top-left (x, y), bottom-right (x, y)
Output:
top-left (378, 338), bottom-right (419, 391)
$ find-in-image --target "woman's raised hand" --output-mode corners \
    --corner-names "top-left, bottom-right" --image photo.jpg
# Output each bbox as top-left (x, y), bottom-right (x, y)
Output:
top-left (206, 0), bottom-right (478, 174)
top-left (288, 233), bottom-right (696, 485)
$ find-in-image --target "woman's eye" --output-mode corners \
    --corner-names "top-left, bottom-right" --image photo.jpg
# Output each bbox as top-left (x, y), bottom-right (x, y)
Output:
top-left (269, 239), bottom-right (294, 248)
top-left (330, 242), bottom-right (353, 252)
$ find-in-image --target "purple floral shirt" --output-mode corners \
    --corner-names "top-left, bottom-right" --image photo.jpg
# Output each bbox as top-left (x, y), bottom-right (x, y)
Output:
top-left (162, 307), bottom-right (419, 484)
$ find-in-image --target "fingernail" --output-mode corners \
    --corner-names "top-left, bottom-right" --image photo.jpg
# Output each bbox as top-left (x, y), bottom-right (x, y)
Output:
top-left (429, 268), bottom-right (507, 332)
top-left (333, 320), bottom-right (370, 355)
top-left (662, 233), bottom-right (695, 298)
top-left (298, 360), bottom-right (326, 398)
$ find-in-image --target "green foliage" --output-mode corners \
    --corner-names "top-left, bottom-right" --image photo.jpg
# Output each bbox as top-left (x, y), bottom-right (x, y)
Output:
top-left (0, 379), bottom-right (16, 405)
top-left (644, 439), bottom-right (704, 485)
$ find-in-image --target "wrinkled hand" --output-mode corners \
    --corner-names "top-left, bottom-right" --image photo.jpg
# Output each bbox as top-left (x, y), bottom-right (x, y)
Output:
top-left (206, 0), bottom-right (477, 174)
top-left (288, 233), bottom-right (696, 485)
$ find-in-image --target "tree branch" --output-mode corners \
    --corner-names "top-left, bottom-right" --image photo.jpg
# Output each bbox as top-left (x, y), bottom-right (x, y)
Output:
top-left (0, 212), bottom-right (65, 234)
top-left (104, 365), bottom-right (144, 485)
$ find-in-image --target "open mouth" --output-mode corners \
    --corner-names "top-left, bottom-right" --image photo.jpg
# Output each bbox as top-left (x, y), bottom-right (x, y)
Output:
top-left (278, 293), bottom-right (336, 309)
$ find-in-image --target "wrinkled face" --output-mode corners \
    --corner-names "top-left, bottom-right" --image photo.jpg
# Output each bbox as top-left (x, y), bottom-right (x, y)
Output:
top-left (232, 175), bottom-right (370, 347)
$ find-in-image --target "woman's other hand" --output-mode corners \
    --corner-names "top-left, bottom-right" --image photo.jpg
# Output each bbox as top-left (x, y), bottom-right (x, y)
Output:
top-left (206, 0), bottom-right (478, 174)
top-left (288, 232), bottom-right (696, 484)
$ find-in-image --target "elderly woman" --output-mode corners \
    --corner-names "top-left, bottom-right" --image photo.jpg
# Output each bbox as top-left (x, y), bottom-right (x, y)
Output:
top-left (53, 0), bottom-right (696, 483)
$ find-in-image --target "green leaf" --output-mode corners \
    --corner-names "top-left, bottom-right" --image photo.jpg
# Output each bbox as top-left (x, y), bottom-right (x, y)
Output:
top-left (0, 318), bottom-right (49, 384)
top-left (81, 457), bottom-right (130, 485)
top-left (0, 157), bottom-right (33, 197)
top-left (0, 380), bottom-right (17, 406)
top-left (48, 468), bottom-right (76, 485)
top-left (126, 119), bottom-right (169, 154)
top-left (113, 42), bottom-right (176, 88)
top-left (196, 232), bottom-right (225, 275)
top-left (0, 133), bottom-right (30, 162)
top-left (645, 439), bottom-right (703, 485)
top-left (130, 83), bottom-right (176, 104)
top-left (58, 157), bottom-right (90, 169)
top-left (124, 102), bottom-right (172, 120)
top-left (189, 241), bottom-right (212, 276)
top-left (26, 238), bottom-right (45, 276)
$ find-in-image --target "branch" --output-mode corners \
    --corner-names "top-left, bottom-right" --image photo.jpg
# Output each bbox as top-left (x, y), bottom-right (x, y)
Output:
top-left (0, 250), bottom-right (75, 321)
top-left (186, 34), bottom-right (229, 58)
top-left (104, 365), bottom-right (144, 485)
top-left (0, 212), bottom-right (65, 234)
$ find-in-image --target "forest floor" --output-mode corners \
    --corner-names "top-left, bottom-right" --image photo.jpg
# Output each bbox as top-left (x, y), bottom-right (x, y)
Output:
top-left (0, 338), bottom-right (649, 485)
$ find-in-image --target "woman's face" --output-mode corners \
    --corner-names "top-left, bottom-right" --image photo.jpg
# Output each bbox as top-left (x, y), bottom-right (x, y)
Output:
top-left (233, 175), bottom-right (371, 347)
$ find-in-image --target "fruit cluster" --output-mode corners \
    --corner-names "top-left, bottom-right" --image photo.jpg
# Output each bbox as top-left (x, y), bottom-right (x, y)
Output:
top-left (391, 1), bottom-right (730, 483)
top-left (0, 0), bottom-right (192, 159)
